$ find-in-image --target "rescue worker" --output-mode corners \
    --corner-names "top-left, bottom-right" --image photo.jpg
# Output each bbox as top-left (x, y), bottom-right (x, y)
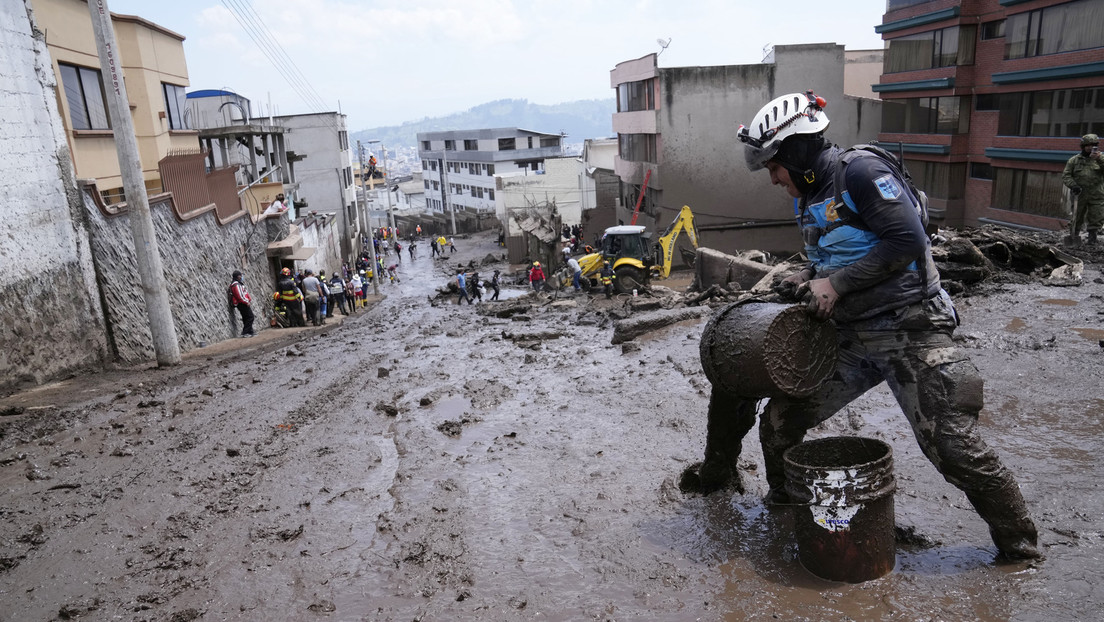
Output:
top-left (330, 271), bottom-right (349, 315)
top-left (273, 267), bottom-right (305, 327)
top-left (688, 91), bottom-right (1040, 562)
top-left (599, 261), bottom-right (616, 299)
top-left (1062, 133), bottom-right (1104, 246)
top-left (528, 261), bottom-right (545, 292)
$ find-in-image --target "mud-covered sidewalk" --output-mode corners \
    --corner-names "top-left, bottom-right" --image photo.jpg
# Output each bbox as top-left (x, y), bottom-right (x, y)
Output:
top-left (1, 230), bottom-right (1103, 621)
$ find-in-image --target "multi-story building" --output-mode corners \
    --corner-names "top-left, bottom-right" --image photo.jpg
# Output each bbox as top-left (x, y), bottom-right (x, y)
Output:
top-left (874, 0), bottom-right (1104, 230)
top-left (417, 128), bottom-right (563, 219)
top-left (32, 0), bottom-right (201, 204)
top-left (610, 44), bottom-right (883, 254)
top-left (272, 112), bottom-right (357, 256)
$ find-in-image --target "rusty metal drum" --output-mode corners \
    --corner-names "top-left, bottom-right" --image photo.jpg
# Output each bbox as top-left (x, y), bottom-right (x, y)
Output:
top-left (783, 436), bottom-right (897, 583)
top-left (699, 302), bottom-right (838, 399)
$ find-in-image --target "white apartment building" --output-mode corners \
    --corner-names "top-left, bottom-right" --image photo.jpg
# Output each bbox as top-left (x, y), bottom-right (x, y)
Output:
top-left (417, 128), bottom-right (563, 215)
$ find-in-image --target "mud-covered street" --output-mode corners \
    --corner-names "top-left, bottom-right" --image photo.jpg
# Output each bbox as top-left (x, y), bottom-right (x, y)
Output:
top-left (2, 230), bottom-right (1103, 621)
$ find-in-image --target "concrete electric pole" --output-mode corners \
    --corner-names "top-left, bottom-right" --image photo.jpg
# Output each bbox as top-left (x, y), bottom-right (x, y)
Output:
top-left (357, 140), bottom-right (380, 295)
top-left (88, 0), bottom-right (180, 366)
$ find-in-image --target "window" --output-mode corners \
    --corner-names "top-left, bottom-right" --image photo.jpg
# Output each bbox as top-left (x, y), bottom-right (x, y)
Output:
top-left (444, 140), bottom-right (455, 150)
top-left (424, 180), bottom-right (430, 189)
top-left (992, 168), bottom-right (1066, 218)
top-left (617, 78), bottom-right (656, 112)
top-left (464, 139), bottom-right (477, 150)
top-left (498, 138), bottom-right (516, 150)
top-left (904, 160), bottom-right (966, 200)
top-left (970, 162), bottom-right (994, 180)
top-left (618, 133), bottom-right (657, 162)
top-left (1006, 0), bottom-right (1104, 59)
top-left (336, 130), bottom-right (348, 150)
top-left (884, 25), bottom-right (976, 73)
top-left (487, 164), bottom-right (495, 175)
top-left (488, 189), bottom-right (495, 200)
top-left (59, 63), bottom-right (110, 130)
top-left (527, 137), bottom-right (534, 148)
top-left (540, 137), bottom-right (560, 148)
top-left (997, 88), bottom-right (1104, 137)
top-left (421, 141), bottom-right (430, 150)
top-left (432, 181), bottom-right (439, 190)
top-left (881, 97), bottom-right (970, 134)
top-left (981, 20), bottom-right (1005, 40)
top-left (161, 83), bottom-right (189, 130)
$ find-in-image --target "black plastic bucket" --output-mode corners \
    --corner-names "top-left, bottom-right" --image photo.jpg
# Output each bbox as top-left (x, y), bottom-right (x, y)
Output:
top-left (783, 436), bottom-right (896, 583)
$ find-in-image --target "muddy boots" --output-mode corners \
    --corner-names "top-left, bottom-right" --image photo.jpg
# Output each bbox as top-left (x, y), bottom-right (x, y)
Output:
top-left (679, 391), bottom-right (757, 494)
top-left (1088, 229), bottom-right (1099, 245)
top-left (965, 482), bottom-right (1041, 562)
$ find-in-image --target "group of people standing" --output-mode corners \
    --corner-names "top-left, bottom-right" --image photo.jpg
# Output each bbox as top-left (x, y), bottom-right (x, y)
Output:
top-left (455, 269), bottom-right (500, 305)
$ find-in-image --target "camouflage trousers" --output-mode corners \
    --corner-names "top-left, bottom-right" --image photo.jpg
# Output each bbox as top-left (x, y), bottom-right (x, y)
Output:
top-left (756, 292), bottom-right (1038, 556)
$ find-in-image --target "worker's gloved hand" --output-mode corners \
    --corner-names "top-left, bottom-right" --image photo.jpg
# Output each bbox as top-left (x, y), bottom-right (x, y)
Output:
top-left (1072, 186), bottom-right (1083, 196)
top-left (796, 277), bottom-right (839, 321)
top-left (773, 270), bottom-right (812, 301)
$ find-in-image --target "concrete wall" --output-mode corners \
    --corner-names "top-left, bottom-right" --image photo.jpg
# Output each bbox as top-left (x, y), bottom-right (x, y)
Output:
top-left (0, 1), bottom-right (108, 391)
top-left (495, 157), bottom-right (581, 235)
top-left (295, 215), bottom-right (343, 278)
top-left (82, 193), bottom-right (278, 362)
top-left (654, 43), bottom-right (882, 255)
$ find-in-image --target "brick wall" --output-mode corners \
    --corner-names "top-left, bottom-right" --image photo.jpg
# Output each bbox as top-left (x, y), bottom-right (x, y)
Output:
top-left (878, 0), bottom-right (1104, 229)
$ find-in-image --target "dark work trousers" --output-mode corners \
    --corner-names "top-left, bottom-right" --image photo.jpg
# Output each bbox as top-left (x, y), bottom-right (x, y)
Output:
top-left (235, 302), bottom-right (254, 335)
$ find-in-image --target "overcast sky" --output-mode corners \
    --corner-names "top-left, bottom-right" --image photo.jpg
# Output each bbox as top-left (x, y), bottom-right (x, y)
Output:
top-left (103, 0), bottom-right (888, 132)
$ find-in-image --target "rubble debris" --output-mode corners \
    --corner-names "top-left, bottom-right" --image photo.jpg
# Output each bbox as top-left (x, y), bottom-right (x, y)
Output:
top-left (692, 248), bottom-right (773, 292)
top-left (610, 307), bottom-right (711, 344)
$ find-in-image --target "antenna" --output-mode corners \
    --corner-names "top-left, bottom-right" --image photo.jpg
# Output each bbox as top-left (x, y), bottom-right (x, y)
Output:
top-left (657, 38), bottom-right (671, 56)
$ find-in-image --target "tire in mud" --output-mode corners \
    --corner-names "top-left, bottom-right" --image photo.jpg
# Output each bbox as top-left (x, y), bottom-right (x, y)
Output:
top-left (614, 266), bottom-right (646, 294)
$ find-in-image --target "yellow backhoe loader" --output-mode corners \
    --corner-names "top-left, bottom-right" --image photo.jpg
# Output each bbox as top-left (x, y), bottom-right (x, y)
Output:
top-left (558, 205), bottom-right (698, 294)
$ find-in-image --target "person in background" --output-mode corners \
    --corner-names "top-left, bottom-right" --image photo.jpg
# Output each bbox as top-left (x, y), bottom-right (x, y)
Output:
top-left (318, 274), bottom-right (330, 320)
top-left (227, 270), bottom-right (254, 337)
top-left (273, 267), bottom-right (305, 327)
top-left (599, 261), bottom-right (616, 299)
top-left (1062, 133), bottom-right (1104, 246)
top-left (456, 270), bottom-right (472, 305)
top-left (470, 271), bottom-right (482, 302)
top-left (300, 269), bottom-right (324, 326)
top-left (528, 261), bottom-right (545, 292)
top-left (330, 271), bottom-right (348, 315)
top-left (568, 255), bottom-right (583, 293)
top-left (262, 193), bottom-right (288, 216)
top-left (490, 270), bottom-right (501, 301)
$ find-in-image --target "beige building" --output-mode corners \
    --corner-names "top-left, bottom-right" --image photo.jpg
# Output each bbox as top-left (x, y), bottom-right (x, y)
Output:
top-left (32, 0), bottom-right (200, 203)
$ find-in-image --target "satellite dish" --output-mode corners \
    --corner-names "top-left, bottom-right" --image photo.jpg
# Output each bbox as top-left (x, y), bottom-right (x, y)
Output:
top-left (657, 38), bottom-right (671, 56)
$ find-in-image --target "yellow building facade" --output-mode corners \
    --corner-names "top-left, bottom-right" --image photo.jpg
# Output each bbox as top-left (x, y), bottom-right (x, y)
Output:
top-left (32, 0), bottom-right (200, 203)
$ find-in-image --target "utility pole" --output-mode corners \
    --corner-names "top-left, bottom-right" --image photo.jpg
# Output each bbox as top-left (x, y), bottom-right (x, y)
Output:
top-left (88, 0), bottom-right (180, 366)
top-left (357, 141), bottom-right (380, 295)
top-left (381, 145), bottom-right (397, 236)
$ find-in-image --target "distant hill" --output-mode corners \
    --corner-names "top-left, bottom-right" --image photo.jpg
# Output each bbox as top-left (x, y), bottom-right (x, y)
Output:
top-left (350, 98), bottom-right (615, 149)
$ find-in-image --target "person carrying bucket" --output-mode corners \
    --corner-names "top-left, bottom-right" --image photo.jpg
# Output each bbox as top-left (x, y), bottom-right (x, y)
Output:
top-left (685, 90), bottom-right (1040, 563)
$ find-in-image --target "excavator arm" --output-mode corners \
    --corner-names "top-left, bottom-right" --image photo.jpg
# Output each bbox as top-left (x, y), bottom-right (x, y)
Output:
top-left (654, 205), bottom-right (698, 278)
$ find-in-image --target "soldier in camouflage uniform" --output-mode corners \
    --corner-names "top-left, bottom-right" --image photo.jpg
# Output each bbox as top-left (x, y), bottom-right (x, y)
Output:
top-left (687, 92), bottom-right (1041, 562)
top-left (1062, 134), bottom-right (1104, 246)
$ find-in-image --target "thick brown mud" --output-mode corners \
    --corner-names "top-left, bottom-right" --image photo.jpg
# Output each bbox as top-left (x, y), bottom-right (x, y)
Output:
top-left (2, 231), bottom-right (1103, 621)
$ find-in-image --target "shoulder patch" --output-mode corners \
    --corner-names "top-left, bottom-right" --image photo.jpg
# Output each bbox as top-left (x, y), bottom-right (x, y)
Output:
top-left (873, 174), bottom-right (902, 200)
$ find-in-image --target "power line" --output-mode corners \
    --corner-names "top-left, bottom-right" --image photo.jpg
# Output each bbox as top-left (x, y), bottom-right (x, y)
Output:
top-left (220, 0), bottom-right (343, 136)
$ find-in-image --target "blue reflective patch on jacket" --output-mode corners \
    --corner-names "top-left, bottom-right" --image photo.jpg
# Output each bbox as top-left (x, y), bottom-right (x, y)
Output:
top-left (798, 190), bottom-right (881, 270)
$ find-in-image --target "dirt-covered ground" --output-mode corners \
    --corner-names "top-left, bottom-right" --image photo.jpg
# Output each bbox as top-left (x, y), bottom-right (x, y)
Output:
top-left (1, 230), bottom-right (1103, 622)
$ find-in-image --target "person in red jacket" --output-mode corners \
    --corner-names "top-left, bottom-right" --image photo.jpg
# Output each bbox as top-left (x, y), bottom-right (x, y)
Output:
top-left (227, 270), bottom-right (255, 337)
top-left (528, 261), bottom-right (545, 292)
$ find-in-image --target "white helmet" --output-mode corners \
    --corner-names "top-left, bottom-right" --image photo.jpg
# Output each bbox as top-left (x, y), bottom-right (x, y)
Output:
top-left (737, 91), bottom-right (829, 171)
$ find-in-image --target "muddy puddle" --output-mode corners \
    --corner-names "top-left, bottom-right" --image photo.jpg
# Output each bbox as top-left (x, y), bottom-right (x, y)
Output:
top-left (2, 231), bottom-right (1104, 621)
